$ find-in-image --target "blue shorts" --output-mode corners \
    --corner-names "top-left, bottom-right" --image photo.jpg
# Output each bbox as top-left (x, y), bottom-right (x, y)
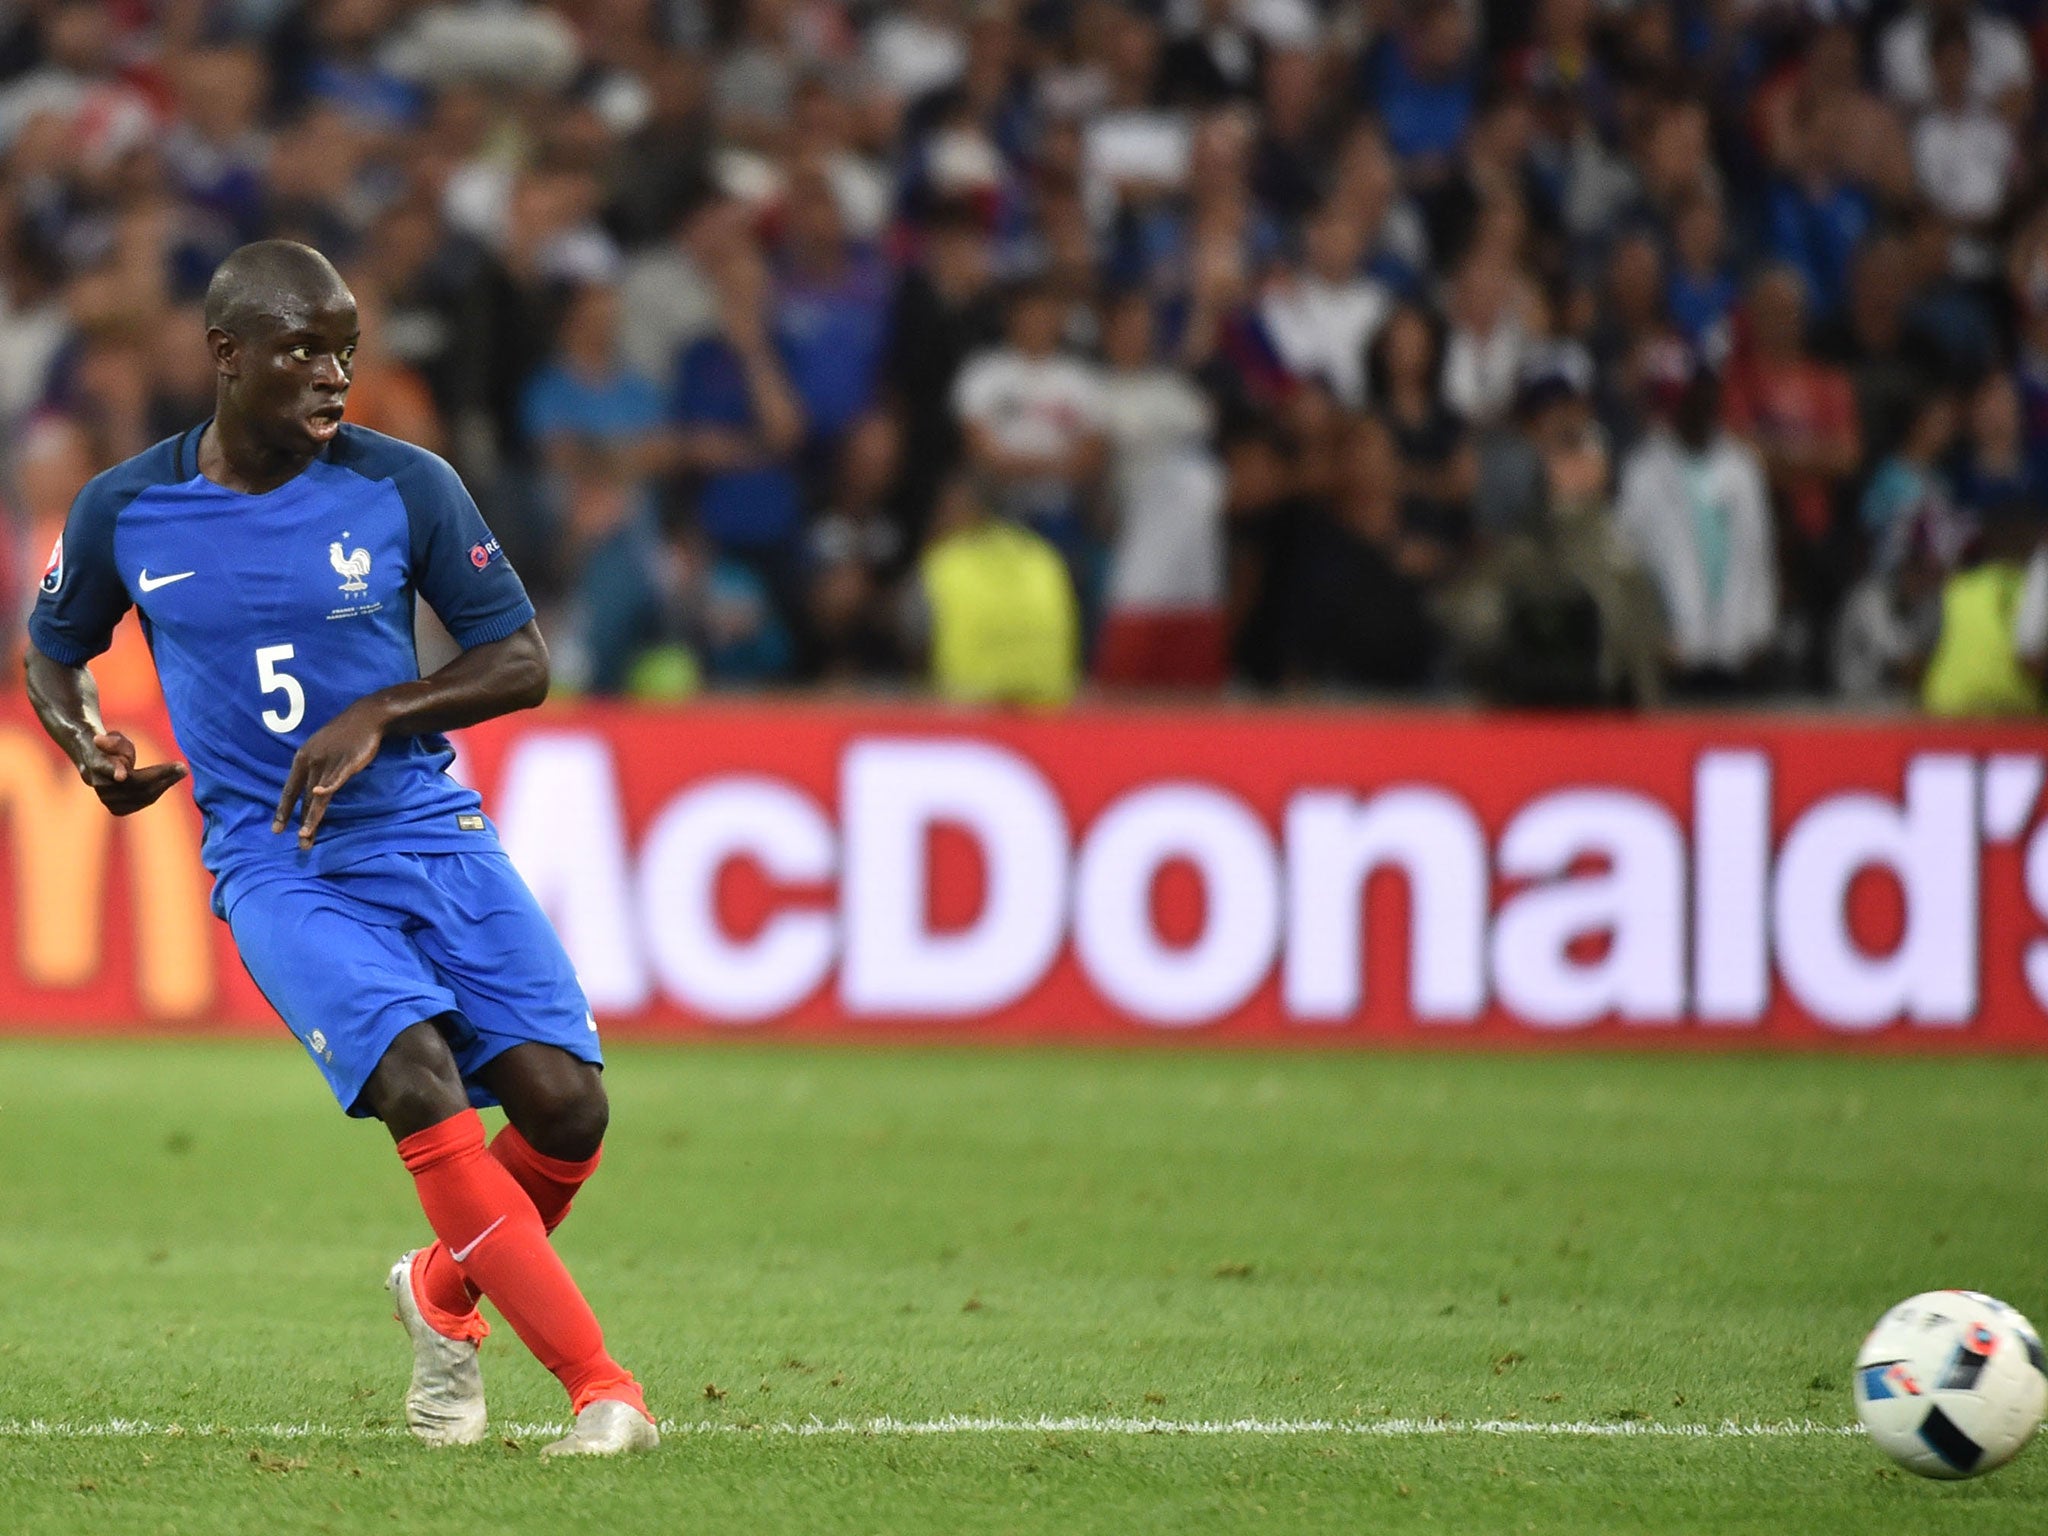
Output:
top-left (225, 847), bottom-right (600, 1117)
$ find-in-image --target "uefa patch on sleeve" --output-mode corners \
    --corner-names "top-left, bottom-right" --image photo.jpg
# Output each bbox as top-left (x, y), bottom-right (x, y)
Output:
top-left (468, 537), bottom-right (501, 569)
top-left (40, 533), bottom-right (62, 594)
top-left (457, 813), bottom-right (486, 831)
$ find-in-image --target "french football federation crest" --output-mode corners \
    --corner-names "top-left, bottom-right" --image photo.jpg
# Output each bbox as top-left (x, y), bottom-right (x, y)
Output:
top-left (329, 536), bottom-right (371, 593)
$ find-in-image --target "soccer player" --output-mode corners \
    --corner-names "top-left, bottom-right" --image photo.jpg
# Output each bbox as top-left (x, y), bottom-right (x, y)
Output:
top-left (22, 241), bottom-right (657, 1458)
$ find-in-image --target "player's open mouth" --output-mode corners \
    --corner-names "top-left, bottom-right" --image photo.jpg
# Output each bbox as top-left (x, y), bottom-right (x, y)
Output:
top-left (306, 404), bottom-right (345, 440)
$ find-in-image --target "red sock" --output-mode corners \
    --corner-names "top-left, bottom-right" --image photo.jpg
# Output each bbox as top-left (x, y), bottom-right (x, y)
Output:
top-left (397, 1110), bottom-right (646, 1416)
top-left (414, 1125), bottom-right (598, 1330)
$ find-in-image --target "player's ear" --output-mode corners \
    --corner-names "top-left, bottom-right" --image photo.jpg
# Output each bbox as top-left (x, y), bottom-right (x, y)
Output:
top-left (207, 326), bottom-right (239, 378)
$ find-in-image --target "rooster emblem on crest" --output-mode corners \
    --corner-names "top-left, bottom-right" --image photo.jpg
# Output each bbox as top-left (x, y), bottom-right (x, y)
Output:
top-left (329, 539), bottom-right (371, 594)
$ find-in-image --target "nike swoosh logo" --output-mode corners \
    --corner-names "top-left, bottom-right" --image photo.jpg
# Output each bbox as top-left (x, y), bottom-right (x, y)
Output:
top-left (138, 570), bottom-right (195, 592)
top-left (450, 1214), bottom-right (507, 1265)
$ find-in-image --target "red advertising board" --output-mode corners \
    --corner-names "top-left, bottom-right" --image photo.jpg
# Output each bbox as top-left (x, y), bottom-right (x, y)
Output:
top-left (2, 699), bottom-right (2046, 1048)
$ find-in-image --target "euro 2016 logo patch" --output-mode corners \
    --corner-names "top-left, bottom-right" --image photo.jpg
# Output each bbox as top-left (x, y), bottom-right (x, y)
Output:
top-left (469, 537), bottom-right (500, 570)
top-left (40, 534), bottom-right (62, 594)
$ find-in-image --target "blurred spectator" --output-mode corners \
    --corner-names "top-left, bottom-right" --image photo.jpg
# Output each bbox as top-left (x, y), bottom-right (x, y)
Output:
top-left (550, 440), bottom-right (667, 696)
top-left (868, 0), bottom-right (967, 110)
top-left (1910, 15), bottom-right (2018, 281)
top-left (1464, 353), bottom-right (1664, 705)
top-left (916, 475), bottom-right (1080, 706)
top-left (667, 235), bottom-right (809, 667)
top-left (770, 163), bottom-right (892, 467)
top-left (1879, 0), bottom-right (2034, 117)
top-left (1094, 290), bottom-right (1226, 689)
top-left (1922, 498), bottom-right (2044, 716)
top-left (1956, 369), bottom-right (2041, 515)
top-left (1443, 250), bottom-right (1536, 428)
top-left (1162, 0), bottom-right (1265, 108)
top-left (1817, 235), bottom-right (1931, 467)
top-left (163, 46), bottom-right (271, 246)
top-left (617, 198), bottom-right (728, 389)
top-left (1257, 198), bottom-right (1391, 410)
top-left (681, 528), bottom-right (795, 689)
top-left (1371, 302), bottom-right (1476, 574)
top-left (1834, 506), bottom-right (1949, 706)
top-left (1763, 91), bottom-right (1875, 323)
top-left (1589, 229), bottom-right (1671, 450)
top-left (953, 280), bottom-right (1107, 591)
top-left (1221, 419), bottom-right (1307, 688)
top-left (1366, 0), bottom-right (1479, 178)
top-left (1283, 407), bottom-right (1440, 690)
top-left (1859, 390), bottom-right (1958, 554)
top-left (1723, 264), bottom-right (1859, 673)
top-left (1616, 352), bottom-right (1777, 695)
top-left (883, 201), bottom-right (1002, 546)
top-left (1666, 193), bottom-right (1737, 353)
top-left (809, 413), bottom-right (904, 683)
top-left (523, 283), bottom-right (663, 472)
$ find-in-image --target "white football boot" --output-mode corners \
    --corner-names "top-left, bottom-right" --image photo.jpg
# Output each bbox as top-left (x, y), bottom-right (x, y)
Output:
top-left (385, 1250), bottom-right (489, 1447)
top-left (540, 1398), bottom-right (661, 1458)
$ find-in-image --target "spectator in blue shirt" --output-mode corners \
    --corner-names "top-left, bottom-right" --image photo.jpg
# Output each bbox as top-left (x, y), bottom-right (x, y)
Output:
top-left (523, 283), bottom-right (667, 469)
top-left (1764, 97), bottom-right (1874, 320)
top-left (1364, 0), bottom-right (1478, 177)
top-left (772, 167), bottom-right (893, 466)
top-left (1955, 371), bottom-right (2042, 516)
top-left (1666, 192), bottom-right (1737, 352)
top-left (668, 234), bottom-right (811, 666)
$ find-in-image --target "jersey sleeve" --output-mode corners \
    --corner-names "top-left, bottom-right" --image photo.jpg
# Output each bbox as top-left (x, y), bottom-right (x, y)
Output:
top-left (26, 479), bottom-right (132, 665)
top-left (395, 449), bottom-right (536, 649)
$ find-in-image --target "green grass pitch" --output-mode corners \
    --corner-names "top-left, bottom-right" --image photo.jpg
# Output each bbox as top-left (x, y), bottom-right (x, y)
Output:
top-left (2, 1040), bottom-right (2046, 1533)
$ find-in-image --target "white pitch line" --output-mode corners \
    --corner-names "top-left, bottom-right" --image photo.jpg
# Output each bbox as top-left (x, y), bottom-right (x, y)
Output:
top-left (0, 1415), bottom-right (1861, 1441)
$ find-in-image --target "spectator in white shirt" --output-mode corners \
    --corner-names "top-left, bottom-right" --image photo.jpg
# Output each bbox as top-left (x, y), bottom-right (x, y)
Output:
top-left (1911, 15), bottom-right (2017, 277)
top-left (1094, 291), bottom-right (1228, 688)
top-left (1615, 350), bottom-right (1779, 692)
top-left (953, 281), bottom-right (1109, 543)
top-left (1443, 250), bottom-right (1536, 428)
top-left (1083, 7), bottom-right (1193, 224)
top-left (1880, 0), bottom-right (2033, 116)
top-left (1257, 199), bottom-right (1393, 409)
top-left (866, 0), bottom-right (968, 110)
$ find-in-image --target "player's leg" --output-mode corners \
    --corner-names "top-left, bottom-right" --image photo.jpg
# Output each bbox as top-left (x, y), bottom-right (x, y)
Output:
top-left (411, 1045), bottom-right (609, 1321)
top-left (378, 846), bottom-right (655, 1455)
top-left (225, 880), bottom-right (492, 1446)
top-left (361, 1023), bottom-right (651, 1442)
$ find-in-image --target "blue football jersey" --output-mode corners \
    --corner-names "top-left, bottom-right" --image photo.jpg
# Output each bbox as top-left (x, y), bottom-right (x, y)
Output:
top-left (28, 423), bottom-right (535, 910)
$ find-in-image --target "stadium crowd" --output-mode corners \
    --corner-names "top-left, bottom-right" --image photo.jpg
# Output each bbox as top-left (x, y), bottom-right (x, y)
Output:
top-left (4, 0), bottom-right (2048, 710)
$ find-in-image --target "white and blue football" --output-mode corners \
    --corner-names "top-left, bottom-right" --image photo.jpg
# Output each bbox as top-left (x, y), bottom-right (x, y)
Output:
top-left (1854, 1290), bottom-right (2048, 1479)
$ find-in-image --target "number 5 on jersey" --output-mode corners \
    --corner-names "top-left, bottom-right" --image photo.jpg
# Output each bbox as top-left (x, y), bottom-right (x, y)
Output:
top-left (257, 644), bottom-right (305, 733)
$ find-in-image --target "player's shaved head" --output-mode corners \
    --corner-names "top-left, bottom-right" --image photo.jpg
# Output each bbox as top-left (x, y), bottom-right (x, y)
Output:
top-left (203, 240), bottom-right (352, 337)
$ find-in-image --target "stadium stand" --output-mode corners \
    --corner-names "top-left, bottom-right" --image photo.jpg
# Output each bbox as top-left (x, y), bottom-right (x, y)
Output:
top-left (2, 0), bottom-right (2046, 708)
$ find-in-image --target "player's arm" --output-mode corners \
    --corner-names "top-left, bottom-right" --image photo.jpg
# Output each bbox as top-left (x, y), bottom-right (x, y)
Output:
top-left (273, 620), bottom-right (548, 849)
top-left (25, 481), bottom-right (188, 817)
top-left (23, 648), bottom-right (188, 815)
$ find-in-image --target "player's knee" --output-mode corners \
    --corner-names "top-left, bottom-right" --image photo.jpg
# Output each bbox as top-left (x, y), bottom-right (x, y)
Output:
top-left (363, 1022), bottom-right (470, 1139)
top-left (524, 1072), bottom-right (609, 1162)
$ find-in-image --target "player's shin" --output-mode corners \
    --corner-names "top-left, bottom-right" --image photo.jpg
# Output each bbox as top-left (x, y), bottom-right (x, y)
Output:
top-left (396, 1109), bottom-right (648, 1417)
top-left (414, 1124), bottom-right (599, 1325)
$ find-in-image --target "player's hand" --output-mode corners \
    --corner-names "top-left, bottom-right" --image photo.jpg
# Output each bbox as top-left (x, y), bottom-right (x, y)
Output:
top-left (78, 731), bottom-right (187, 816)
top-left (274, 701), bottom-right (387, 849)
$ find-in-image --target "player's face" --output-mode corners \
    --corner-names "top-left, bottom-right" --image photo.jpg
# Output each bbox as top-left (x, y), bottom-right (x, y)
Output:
top-left (233, 292), bottom-right (359, 453)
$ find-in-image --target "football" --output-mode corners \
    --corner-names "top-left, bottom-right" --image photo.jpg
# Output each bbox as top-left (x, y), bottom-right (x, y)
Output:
top-left (1853, 1291), bottom-right (2048, 1479)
